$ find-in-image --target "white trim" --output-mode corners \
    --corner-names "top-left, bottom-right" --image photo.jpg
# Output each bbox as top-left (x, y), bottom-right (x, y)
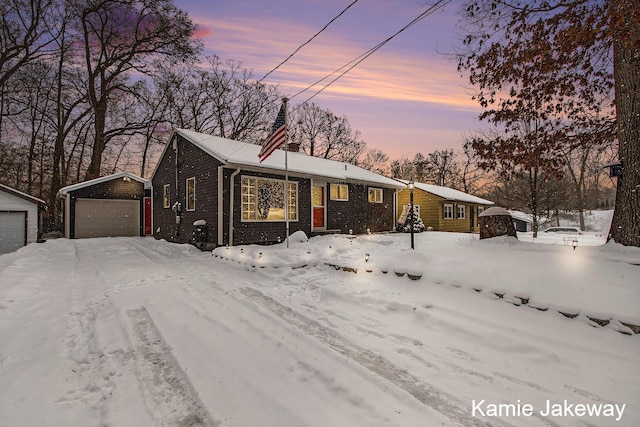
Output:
top-left (329, 183), bottom-right (349, 201)
top-left (186, 177), bottom-right (196, 211)
top-left (443, 203), bottom-right (454, 220)
top-left (58, 172), bottom-right (150, 197)
top-left (457, 204), bottom-right (466, 219)
top-left (228, 168), bottom-right (241, 246)
top-left (312, 182), bottom-right (327, 231)
top-left (163, 184), bottom-right (170, 208)
top-left (65, 194), bottom-right (71, 238)
top-left (218, 166), bottom-right (224, 245)
top-left (0, 183), bottom-right (45, 205)
top-left (368, 187), bottom-right (383, 203)
top-left (240, 175), bottom-right (299, 222)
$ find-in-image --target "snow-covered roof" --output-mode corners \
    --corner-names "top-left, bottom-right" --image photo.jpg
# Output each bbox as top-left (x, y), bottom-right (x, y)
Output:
top-left (479, 206), bottom-right (510, 217)
top-left (173, 129), bottom-right (404, 188)
top-left (508, 210), bottom-right (533, 223)
top-left (0, 183), bottom-right (46, 205)
top-left (57, 172), bottom-right (150, 197)
top-left (399, 180), bottom-right (494, 205)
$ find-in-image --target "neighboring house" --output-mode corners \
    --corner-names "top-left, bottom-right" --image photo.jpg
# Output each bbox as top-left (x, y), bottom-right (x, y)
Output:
top-left (151, 129), bottom-right (404, 247)
top-left (509, 210), bottom-right (533, 232)
top-left (397, 181), bottom-right (494, 233)
top-left (58, 172), bottom-right (152, 239)
top-left (0, 184), bottom-right (45, 254)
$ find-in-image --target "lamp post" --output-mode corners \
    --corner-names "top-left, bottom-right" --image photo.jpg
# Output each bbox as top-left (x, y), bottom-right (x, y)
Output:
top-left (408, 180), bottom-right (415, 249)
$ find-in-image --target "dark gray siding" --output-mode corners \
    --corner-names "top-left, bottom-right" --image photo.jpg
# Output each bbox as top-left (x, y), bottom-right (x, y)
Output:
top-left (67, 178), bottom-right (145, 238)
top-left (228, 170), bottom-right (311, 245)
top-left (327, 184), bottom-right (395, 234)
top-left (152, 134), bottom-right (221, 245)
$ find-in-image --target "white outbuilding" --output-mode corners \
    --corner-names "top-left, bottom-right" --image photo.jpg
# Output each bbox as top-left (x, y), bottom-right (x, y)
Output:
top-left (0, 184), bottom-right (45, 254)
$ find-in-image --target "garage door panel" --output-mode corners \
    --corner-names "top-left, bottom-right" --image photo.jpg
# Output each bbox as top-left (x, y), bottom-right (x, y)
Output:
top-left (0, 211), bottom-right (26, 253)
top-left (75, 199), bottom-right (139, 238)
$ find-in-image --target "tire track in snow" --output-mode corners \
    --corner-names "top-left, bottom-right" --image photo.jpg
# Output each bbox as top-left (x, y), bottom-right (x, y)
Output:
top-left (240, 287), bottom-right (508, 427)
top-left (127, 306), bottom-right (217, 427)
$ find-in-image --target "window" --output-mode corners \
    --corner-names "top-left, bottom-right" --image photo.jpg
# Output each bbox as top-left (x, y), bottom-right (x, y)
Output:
top-left (477, 206), bottom-right (484, 226)
top-left (457, 204), bottom-right (466, 219)
top-left (163, 184), bottom-right (170, 208)
top-left (443, 203), bottom-right (453, 219)
top-left (368, 187), bottom-right (383, 203)
top-left (242, 176), bottom-right (298, 221)
top-left (330, 184), bottom-right (348, 201)
top-left (186, 177), bottom-right (195, 211)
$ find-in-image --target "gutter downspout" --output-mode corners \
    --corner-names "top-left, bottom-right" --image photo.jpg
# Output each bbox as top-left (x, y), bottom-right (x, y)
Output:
top-left (174, 136), bottom-right (180, 237)
top-left (228, 167), bottom-right (241, 246)
top-left (65, 193), bottom-right (71, 238)
top-left (217, 165), bottom-right (224, 246)
top-left (393, 188), bottom-right (398, 231)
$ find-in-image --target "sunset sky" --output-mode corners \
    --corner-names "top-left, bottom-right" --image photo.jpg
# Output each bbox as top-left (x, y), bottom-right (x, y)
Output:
top-left (178, 0), bottom-right (484, 160)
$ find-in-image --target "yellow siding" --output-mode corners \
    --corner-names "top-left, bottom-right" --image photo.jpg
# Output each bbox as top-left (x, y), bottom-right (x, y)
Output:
top-left (397, 189), bottom-right (488, 233)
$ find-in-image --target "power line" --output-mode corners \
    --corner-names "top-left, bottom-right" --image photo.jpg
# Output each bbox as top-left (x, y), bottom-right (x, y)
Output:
top-left (291, 0), bottom-right (452, 108)
top-left (257, 0), bottom-right (361, 84)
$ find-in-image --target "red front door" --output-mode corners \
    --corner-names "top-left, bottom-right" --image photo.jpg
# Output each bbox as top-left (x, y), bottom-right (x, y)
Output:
top-left (144, 197), bottom-right (152, 235)
top-left (312, 185), bottom-right (325, 229)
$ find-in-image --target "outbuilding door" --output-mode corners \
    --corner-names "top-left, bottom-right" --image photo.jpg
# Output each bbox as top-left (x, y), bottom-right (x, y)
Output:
top-left (0, 211), bottom-right (26, 253)
top-left (74, 198), bottom-right (140, 238)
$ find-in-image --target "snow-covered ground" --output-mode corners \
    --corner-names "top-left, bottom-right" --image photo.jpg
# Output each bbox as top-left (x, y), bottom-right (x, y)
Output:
top-left (1, 210), bottom-right (639, 426)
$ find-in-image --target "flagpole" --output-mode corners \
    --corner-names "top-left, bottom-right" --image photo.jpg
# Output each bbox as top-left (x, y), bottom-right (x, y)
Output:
top-left (283, 97), bottom-right (290, 248)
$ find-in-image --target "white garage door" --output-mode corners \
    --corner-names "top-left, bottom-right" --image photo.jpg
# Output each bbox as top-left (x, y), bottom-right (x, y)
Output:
top-left (75, 199), bottom-right (140, 238)
top-left (0, 211), bottom-right (26, 254)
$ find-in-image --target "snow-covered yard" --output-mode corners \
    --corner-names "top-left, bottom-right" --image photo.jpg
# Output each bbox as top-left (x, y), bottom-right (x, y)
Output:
top-left (1, 219), bottom-right (639, 426)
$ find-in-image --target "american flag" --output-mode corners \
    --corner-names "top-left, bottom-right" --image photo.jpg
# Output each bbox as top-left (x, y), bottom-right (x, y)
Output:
top-left (258, 103), bottom-right (286, 162)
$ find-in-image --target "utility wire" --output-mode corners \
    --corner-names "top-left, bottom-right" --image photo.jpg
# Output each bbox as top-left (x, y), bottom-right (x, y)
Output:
top-left (257, 0), bottom-right (361, 84)
top-left (290, 0), bottom-right (452, 108)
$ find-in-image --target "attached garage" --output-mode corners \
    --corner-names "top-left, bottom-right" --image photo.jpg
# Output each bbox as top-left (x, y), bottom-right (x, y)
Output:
top-left (0, 184), bottom-right (45, 254)
top-left (58, 172), bottom-right (151, 239)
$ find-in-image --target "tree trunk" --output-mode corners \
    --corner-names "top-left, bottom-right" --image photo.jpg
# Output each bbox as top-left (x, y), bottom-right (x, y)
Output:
top-left (610, 0), bottom-right (640, 246)
top-left (85, 102), bottom-right (107, 180)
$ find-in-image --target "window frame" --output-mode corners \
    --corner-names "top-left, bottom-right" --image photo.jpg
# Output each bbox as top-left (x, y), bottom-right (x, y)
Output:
top-left (330, 183), bottom-right (349, 201)
top-left (163, 184), bottom-right (170, 208)
top-left (443, 203), bottom-right (454, 220)
top-left (457, 204), bottom-right (466, 219)
top-left (368, 187), bottom-right (383, 203)
top-left (241, 176), bottom-right (298, 222)
top-left (186, 177), bottom-right (196, 211)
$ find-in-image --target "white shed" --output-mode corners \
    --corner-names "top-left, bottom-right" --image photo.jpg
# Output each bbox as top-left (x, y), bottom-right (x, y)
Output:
top-left (0, 184), bottom-right (45, 254)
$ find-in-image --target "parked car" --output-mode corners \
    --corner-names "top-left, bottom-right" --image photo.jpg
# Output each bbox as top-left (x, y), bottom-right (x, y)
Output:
top-left (544, 226), bottom-right (582, 235)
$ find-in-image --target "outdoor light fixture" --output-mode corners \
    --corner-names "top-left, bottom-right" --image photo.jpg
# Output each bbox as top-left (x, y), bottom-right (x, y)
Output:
top-left (408, 180), bottom-right (415, 250)
top-left (365, 253), bottom-right (370, 263)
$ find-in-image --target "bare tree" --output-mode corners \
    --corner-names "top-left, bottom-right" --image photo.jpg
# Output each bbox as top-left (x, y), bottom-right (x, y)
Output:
top-left (459, 139), bottom-right (484, 194)
top-left (358, 149), bottom-right (390, 176)
top-left (424, 149), bottom-right (458, 188)
top-left (70, 0), bottom-right (201, 179)
top-left (0, 0), bottom-right (57, 91)
top-left (291, 102), bottom-right (366, 162)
